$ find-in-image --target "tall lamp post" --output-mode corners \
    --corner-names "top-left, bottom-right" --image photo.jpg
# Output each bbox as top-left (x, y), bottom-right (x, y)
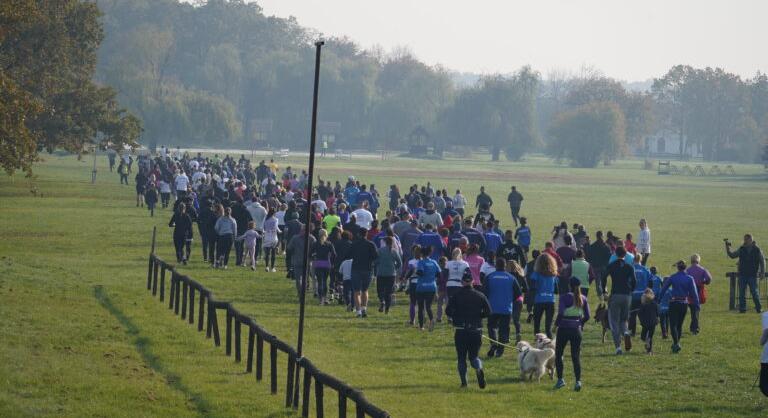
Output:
top-left (292, 40), bottom-right (324, 409)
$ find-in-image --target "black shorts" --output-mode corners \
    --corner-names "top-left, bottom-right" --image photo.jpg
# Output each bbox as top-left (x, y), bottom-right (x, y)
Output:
top-left (351, 270), bottom-right (372, 291)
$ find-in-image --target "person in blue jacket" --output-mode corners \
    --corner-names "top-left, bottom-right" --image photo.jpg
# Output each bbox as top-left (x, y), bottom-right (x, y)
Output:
top-left (649, 266), bottom-right (663, 298)
top-left (344, 183), bottom-right (360, 209)
top-left (356, 184), bottom-right (374, 210)
top-left (659, 260), bottom-right (700, 353)
top-left (629, 257), bottom-right (652, 336)
top-left (514, 217), bottom-right (532, 255)
top-left (484, 258), bottom-right (522, 358)
top-left (416, 247), bottom-right (441, 331)
top-left (483, 221), bottom-right (503, 259)
top-left (530, 253), bottom-right (559, 339)
top-left (416, 223), bottom-right (446, 261)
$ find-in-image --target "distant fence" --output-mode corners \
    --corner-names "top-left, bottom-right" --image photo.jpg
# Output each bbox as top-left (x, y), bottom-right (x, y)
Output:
top-left (146, 251), bottom-right (389, 418)
top-left (728, 272), bottom-right (768, 311)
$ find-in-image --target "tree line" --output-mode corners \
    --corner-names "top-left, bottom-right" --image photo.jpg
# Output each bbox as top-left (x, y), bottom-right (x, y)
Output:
top-left (2, 0), bottom-right (767, 175)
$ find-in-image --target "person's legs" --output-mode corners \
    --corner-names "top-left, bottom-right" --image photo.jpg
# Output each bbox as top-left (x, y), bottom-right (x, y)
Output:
top-left (689, 304), bottom-right (700, 334)
top-left (760, 363), bottom-right (768, 397)
top-left (185, 238), bottom-right (192, 262)
top-left (641, 253), bottom-right (650, 266)
top-left (512, 300), bottom-right (522, 338)
top-left (570, 329), bottom-right (582, 382)
top-left (660, 311), bottom-right (669, 338)
top-left (417, 293), bottom-right (426, 328)
top-left (738, 276), bottom-right (748, 312)
top-left (646, 324), bottom-right (656, 353)
top-left (544, 302), bottom-right (554, 339)
top-left (317, 268), bottom-right (328, 301)
top-left (455, 330), bottom-right (469, 386)
top-left (497, 314), bottom-right (510, 355)
top-left (254, 235), bottom-right (262, 263)
top-left (554, 329), bottom-right (567, 380)
top-left (608, 297), bottom-right (623, 349)
top-left (268, 246), bottom-right (277, 269)
top-left (425, 292), bottom-right (434, 322)
top-left (376, 277), bottom-right (386, 311)
top-left (533, 303), bottom-right (544, 336)
top-left (669, 302), bottom-right (686, 347)
top-left (629, 299), bottom-right (641, 336)
top-left (234, 239), bottom-right (244, 266)
top-left (173, 235), bottom-right (184, 262)
top-left (382, 277), bottom-right (395, 313)
top-left (408, 285), bottom-right (417, 324)
top-left (222, 234), bottom-right (233, 266)
top-left (487, 314), bottom-right (499, 356)
top-left (198, 226), bottom-right (208, 261)
top-left (436, 290), bottom-right (447, 321)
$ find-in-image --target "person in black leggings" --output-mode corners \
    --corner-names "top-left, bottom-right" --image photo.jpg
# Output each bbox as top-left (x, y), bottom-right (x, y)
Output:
top-left (168, 203), bottom-right (193, 264)
top-left (507, 260), bottom-right (528, 343)
top-left (553, 277), bottom-right (590, 391)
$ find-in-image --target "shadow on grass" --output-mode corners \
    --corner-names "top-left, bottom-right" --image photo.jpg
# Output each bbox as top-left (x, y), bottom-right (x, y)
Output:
top-left (94, 285), bottom-right (213, 417)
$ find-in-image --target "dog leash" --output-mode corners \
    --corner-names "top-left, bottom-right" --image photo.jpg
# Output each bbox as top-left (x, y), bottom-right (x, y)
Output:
top-left (480, 334), bottom-right (522, 350)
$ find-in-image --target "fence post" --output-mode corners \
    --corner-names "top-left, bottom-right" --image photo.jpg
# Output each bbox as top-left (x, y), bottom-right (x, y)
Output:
top-left (188, 287), bottom-right (195, 324)
top-left (159, 265), bottom-right (166, 301)
top-left (150, 225), bottom-right (157, 254)
top-left (152, 264), bottom-right (160, 295)
top-left (315, 379), bottom-right (324, 418)
top-left (174, 276), bottom-right (181, 315)
top-left (169, 272), bottom-right (176, 310)
top-left (270, 344), bottom-right (278, 394)
top-left (302, 368), bottom-right (311, 418)
top-left (234, 319), bottom-right (242, 362)
top-left (210, 302), bottom-right (221, 346)
top-left (197, 292), bottom-right (205, 331)
top-left (256, 334), bottom-right (264, 381)
top-left (246, 327), bottom-right (255, 373)
top-left (181, 280), bottom-right (188, 319)
top-left (286, 354), bottom-right (295, 407)
top-left (338, 392), bottom-right (346, 418)
top-left (226, 309), bottom-right (233, 356)
top-left (147, 256), bottom-right (154, 290)
top-left (356, 403), bottom-right (364, 418)
top-left (153, 261), bottom-right (159, 293)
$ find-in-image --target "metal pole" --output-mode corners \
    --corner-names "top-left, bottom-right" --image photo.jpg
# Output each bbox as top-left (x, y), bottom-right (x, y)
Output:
top-left (91, 147), bottom-right (98, 184)
top-left (293, 40), bottom-right (324, 408)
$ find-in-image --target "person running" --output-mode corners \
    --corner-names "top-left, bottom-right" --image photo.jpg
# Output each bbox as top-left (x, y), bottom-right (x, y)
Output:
top-left (514, 217), bottom-right (532, 255)
top-left (118, 161), bottom-right (129, 185)
top-left (145, 183), bottom-right (159, 217)
top-left (659, 260), bottom-right (700, 353)
top-left (553, 276), bottom-right (590, 392)
top-left (506, 260), bottom-right (528, 343)
top-left (374, 236), bottom-right (402, 314)
top-left (453, 189), bottom-right (467, 216)
top-left (638, 288), bottom-right (659, 354)
top-left (506, 186), bottom-right (524, 227)
top-left (685, 254), bottom-right (712, 334)
top-left (349, 228), bottom-right (378, 317)
top-left (169, 203), bottom-right (193, 265)
top-left (464, 244), bottom-right (485, 291)
top-left (586, 231), bottom-right (611, 295)
top-left (485, 258), bottom-right (522, 358)
top-left (475, 186), bottom-right (493, 210)
top-left (415, 246), bottom-right (440, 331)
top-left (135, 169), bottom-right (147, 207)
top-left (214, 206), bottom-right (237, 269)
top-left (286, 224), bottom-right (316, 294)
top-left (404, 245), bottom-right (423, 326)
top-left (311, 229), bottom-right (336, 305)
top-left (561, 250), bottom-right (595, 297)
top-left (530, 253), bottom-right (559, 339)
top-left (262, 209), bottom-right (280, 272)
top-left (445, 271), bottom-right (491, 389)
top-left (725, 234), bottom-right (765, 314)
top-left (601, 247), bottom-right (636, 354)
top-left (629, 256), bottom-right (652, 337)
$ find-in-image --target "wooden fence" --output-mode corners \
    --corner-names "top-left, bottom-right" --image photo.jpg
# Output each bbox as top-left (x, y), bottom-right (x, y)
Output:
top-left (146, 253), bottom-right (390, 418)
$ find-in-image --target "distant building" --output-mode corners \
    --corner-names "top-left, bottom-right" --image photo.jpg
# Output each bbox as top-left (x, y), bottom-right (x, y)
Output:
top-left (634, 129), bottom-right (703, 159)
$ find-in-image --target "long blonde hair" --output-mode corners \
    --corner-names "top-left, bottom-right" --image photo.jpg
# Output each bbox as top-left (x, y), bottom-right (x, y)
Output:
top-left (451, 247), bottom-right (463, 261)
top-left (534, 253), bottom-right (558, 276)
top-left (318, 228), bottom-right (328, 244)
top-left (506, 260), bottom-right (525, 278)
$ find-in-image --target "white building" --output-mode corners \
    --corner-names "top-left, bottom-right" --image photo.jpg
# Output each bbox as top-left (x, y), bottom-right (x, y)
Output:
top-left (633, 129), bottom-right (703, 159)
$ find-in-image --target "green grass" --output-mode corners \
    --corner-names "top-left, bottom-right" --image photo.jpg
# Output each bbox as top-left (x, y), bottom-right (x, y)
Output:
top-left (1, 154), bottom-right (767, 417)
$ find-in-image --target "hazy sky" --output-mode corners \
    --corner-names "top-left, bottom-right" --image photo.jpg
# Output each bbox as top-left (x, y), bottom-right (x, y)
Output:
top-left (254, 0), bottom-right (767, 81)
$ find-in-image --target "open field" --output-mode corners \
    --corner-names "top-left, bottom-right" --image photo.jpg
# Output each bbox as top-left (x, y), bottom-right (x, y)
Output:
top-left (1, 154), bottom-right (767, 417)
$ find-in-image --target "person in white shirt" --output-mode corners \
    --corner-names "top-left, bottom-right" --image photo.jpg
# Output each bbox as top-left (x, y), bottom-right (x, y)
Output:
top-left (247, 199), bottom-right (267, 231)
top-left (351, 201), bottom-right (374, 230)
top-left (174, 170), bottom-right (190, 198)
top-left (311, 194), bottom-right (327, 212)
top-left (638, 219), bottom-right (651, 266)
top-left (339, 259), bottom-right (354, 310)
top-left (445, 248), bottom-right (471, 299)
top-left (191, 168), bottom-right (206, 187)
top-left (453, 189), bottom-right (467, 216)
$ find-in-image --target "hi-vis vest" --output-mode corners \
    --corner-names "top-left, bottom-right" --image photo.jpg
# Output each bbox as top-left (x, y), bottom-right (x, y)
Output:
top-left (571, 259), bottom-right (590, 289)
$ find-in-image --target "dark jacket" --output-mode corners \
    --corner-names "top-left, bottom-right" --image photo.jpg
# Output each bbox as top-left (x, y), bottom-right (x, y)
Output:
top-left (728, 243), bottom-right (765, 277)
top-left (348, 237), bottom-right (378, 271)
top-left (230, 202), bottom-right (252, 235)
top-left (497, 240), bottom-right (527, 266)
top-left (638, 301), bottom-right (659, 328)
top-left (169, 212), bottom-right (193, 239)
top-left (446, 286), bottom-right (492, 329)
top-left (586, 239), bottom-right (612, 269)
top-left (601, 259), bottom-right (636, 295)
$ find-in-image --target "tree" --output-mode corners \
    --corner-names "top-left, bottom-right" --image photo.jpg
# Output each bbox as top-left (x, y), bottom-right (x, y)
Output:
top-left (438, 67), bottom-right (539, 161)
top-left (1, 0), bottom-right (140, 175)
top-left (548, 102), bottom-right (626, 168)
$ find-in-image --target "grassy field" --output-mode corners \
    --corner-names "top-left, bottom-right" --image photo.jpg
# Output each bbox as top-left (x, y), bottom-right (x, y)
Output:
top-left (1, 154), bottom-right (767, 417)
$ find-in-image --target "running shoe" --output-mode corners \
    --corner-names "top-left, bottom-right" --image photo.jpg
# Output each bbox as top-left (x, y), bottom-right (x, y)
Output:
top-left (554, 379), bottom-right (565, 389)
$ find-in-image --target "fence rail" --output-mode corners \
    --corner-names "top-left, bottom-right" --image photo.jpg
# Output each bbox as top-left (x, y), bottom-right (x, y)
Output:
top-left (146, 252), bottom-right (390, 418)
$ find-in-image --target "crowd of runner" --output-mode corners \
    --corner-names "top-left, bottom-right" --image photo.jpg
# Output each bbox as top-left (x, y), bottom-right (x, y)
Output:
top-left (117, 148), bottom-right (766, 391)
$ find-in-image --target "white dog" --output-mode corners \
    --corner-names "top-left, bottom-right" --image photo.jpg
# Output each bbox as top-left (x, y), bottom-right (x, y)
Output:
top-left (516, 341), bottom-right (555, 382)
top-left (534, 333), bottom-right (556, 379)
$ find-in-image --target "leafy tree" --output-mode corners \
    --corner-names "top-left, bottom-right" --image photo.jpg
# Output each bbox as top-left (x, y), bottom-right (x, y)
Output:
top-left (0, 0), bottom-right (140, 175)
top-left (548, 101), bottom-right (626, 167)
